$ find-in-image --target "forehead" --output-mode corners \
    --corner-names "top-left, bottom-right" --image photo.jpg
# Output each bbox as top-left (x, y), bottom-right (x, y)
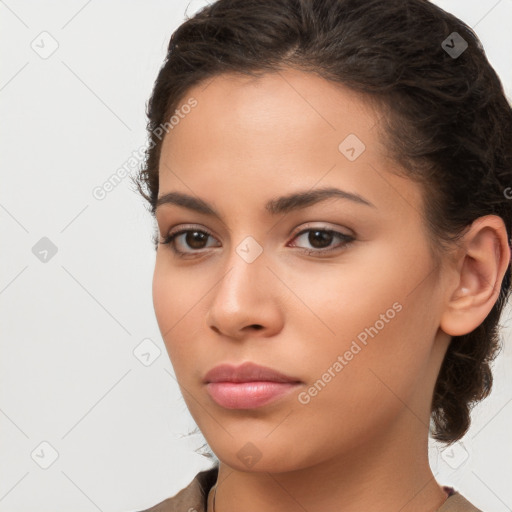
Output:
top-left (162, 68), bottom-right (379, 154)
top-left (156, 68), bottom-right (423, 222)
top-left (160, 69), bottom-right (379, 172)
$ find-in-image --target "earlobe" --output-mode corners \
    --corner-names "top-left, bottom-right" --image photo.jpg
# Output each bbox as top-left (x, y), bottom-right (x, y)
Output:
top-left (440, 215), bottom-right (511, 337)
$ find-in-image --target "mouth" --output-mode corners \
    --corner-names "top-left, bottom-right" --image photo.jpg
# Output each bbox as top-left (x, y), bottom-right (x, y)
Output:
top-left (205, 381), bottom-right (301, 409)
top-left (203, 361), bottom-right (301, 383)
top-left (203, 361), bottom-right (302, 409)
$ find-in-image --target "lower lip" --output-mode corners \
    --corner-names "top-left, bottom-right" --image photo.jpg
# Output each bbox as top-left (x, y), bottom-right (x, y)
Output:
top-left (206, 381), bottom-right (300, 409)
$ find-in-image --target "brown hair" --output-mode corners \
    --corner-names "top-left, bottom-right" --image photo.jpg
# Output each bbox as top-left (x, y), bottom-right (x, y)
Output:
top-left (133, 0), bottom-right (512, 444)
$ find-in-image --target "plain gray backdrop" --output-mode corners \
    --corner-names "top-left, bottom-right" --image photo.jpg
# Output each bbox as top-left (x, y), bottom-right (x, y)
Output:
top-left (1, 1), bottom-right (511, 511)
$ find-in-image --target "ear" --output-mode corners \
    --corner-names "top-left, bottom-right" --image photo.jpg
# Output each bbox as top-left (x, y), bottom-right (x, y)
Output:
top-left (440, 215), bottom-right (511, 337)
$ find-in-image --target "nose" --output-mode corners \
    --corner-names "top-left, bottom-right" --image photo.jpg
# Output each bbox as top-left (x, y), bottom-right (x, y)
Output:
top-left (206, 245), bottom-right (284, 340)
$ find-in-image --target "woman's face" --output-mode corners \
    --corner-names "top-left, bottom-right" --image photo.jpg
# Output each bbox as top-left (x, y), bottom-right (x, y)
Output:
top-left (153, 68), bottom-right (452, 472)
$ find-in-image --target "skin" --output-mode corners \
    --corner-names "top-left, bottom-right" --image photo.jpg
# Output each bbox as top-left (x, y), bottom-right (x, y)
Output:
top-left (152, 67), bottom-right (510, 512)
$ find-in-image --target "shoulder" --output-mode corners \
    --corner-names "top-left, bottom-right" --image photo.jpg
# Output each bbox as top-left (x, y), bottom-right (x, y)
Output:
top-left (439, 491), bottom-right (485, 512)
top-left (135, 465), bottom-right (219, 512)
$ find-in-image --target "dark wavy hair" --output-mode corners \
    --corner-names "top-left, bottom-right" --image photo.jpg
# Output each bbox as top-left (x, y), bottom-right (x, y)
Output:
top-left (132, 0), bottom-right (512, 444)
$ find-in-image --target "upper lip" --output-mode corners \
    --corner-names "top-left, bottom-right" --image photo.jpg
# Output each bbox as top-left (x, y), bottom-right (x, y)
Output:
top-left (203, 361), bottom-right (302, 384)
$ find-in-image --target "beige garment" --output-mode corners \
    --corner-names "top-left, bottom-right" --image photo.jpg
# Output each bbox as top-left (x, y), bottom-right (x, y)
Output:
top-left (136, 466), bottom-right (483, 512)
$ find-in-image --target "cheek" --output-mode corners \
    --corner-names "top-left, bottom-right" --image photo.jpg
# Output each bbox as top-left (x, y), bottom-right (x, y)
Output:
top-left (288, 302), bottom-right (434, 457)
top-left (152, 258), bottom-right (211, 376)
top-left (152, 266), bottom-right (215, 447)
top-left (289, 248), bottom-right (436, 408)
top-left (152, 261), bottom-right (174, 336)
top-left (152, 256), bottom-right (204, 332)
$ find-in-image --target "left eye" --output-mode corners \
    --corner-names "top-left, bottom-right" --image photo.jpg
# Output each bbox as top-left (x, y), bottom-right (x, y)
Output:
top-left (289, 228), bottom-right (355, 254)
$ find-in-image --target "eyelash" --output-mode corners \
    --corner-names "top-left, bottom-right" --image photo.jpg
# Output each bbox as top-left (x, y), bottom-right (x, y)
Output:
top-left (159, 225), bottom-right (355, 258)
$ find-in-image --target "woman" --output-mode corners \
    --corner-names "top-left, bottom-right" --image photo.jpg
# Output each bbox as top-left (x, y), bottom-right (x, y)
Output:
top-left (133, 0), bottom-right (512, 511)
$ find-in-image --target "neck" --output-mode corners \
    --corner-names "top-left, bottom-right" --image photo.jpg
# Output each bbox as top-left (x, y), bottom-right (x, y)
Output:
top-left (207, 416), bottom-right (447, 512)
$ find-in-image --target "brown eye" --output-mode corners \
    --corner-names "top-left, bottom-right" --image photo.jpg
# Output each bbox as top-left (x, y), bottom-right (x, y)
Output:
top-left (160, 227), bottom-right (220, 256)
top-left (184, 231), bottom-right (209, 249)
top-left (307, 230), bottom-right (334, 249)
top-left (290, 227), bottom-right (355, 255)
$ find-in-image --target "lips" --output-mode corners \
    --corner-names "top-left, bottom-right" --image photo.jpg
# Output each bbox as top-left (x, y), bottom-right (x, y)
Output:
top-left (203, 361), bottom-right (302, 384)
top-left (206, 381), bottom-right (300, 409)
top-left (203, 361), bottom-right (302, 409)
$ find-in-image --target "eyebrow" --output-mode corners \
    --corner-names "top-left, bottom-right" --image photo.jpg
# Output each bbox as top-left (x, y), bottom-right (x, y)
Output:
top-left (155, 186), bottom-right (376, 218)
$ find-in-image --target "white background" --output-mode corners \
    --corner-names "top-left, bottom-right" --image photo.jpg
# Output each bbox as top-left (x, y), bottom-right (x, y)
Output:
top-left (1, 1), bottom-right (511, 511)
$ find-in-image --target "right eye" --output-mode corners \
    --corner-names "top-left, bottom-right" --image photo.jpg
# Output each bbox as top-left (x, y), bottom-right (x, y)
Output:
top-left (159, 226), bottom-right (221, 257)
